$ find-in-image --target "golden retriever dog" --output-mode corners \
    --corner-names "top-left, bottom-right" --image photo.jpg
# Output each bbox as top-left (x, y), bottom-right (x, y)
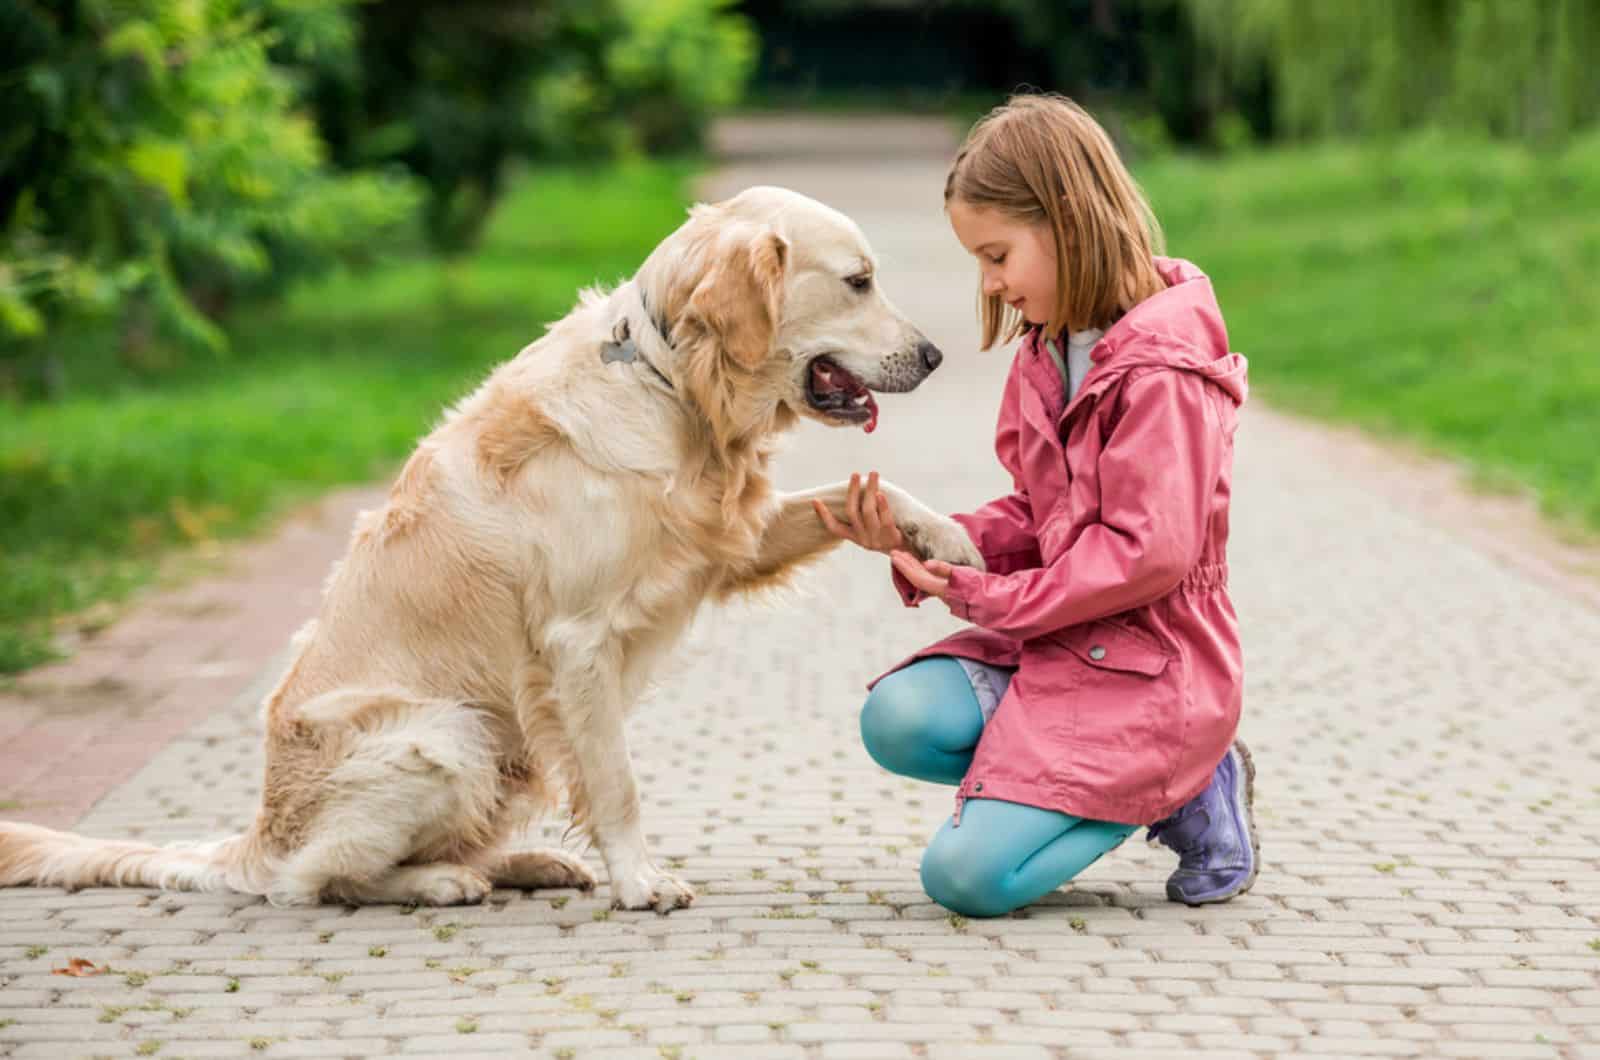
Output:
top-left (0, 186), bottom-right (983, 911)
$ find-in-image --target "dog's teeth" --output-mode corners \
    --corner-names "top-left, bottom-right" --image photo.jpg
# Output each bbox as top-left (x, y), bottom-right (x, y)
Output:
top-left (852, 392), bottom-right (870, 406)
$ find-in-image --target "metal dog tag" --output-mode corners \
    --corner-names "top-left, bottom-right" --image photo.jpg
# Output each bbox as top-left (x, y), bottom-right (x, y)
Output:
top-left (601, 319), bottom-right (637, 364)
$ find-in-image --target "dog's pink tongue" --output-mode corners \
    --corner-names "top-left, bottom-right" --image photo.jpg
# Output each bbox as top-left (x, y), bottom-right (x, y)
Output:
top-left (864, 394), bottom-right (879, 433)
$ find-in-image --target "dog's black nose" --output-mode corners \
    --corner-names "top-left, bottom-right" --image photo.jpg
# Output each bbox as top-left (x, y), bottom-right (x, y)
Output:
top-left (917, 340), bottom-right (944, 373)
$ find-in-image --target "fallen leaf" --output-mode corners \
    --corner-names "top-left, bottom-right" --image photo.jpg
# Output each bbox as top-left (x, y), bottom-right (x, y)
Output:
top-left (52, 958), bottom-right (107, 977)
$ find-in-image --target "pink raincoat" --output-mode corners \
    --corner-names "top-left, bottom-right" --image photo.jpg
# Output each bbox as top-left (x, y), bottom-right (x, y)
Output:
top-left (871, 257), bottom-right (1248, 827)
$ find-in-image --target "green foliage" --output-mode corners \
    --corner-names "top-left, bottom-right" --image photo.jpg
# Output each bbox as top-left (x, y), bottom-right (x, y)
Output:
top-left (2, 0), bottom-right (752, 396)
top-left (0, 0), bottom-right (420, 395)
top-left (0, 160), bottom-right (694, 674)
top-left (530, 0), bottom-right (759, 160)
top-left (1142, 132), bottom-right (1600, 529)
top-left (310, 0), bottom-right (753, 250)
top-left (602, 0), bottom-right (759, 153)
top-left (937, 0), bottom-right (1273, 152)
top-left (790, 1), bottom-right (1596, 147)
top-left (1177, 0), bottom-right (1600, 142)
top-left (306, 1), bottom-right (582, 253)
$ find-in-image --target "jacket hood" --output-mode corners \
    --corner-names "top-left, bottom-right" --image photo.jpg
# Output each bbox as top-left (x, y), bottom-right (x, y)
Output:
top-left (1073, 257), bottom-right (1247, 407)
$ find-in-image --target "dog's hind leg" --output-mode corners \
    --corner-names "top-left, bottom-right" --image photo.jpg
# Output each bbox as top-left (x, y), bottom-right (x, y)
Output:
top-left (487, 849), bottom-right (597, 892)
top-left (324, 863), bottom-right (493, 907)
top-left (264, 694), bottom-right (502, 907)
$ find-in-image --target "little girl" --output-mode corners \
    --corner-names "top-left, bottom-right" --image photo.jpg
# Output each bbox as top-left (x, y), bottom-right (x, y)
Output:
top-left (815, 93), bottom-right (1257, 918)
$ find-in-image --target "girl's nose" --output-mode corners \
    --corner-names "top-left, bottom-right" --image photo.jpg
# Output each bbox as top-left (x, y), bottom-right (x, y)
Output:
top-left (981, 273), bottom-right (1004, 296)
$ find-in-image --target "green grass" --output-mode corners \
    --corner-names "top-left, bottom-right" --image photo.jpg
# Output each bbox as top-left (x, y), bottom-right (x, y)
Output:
top-left (0, 160), bottom-right (698, 674)
top-left (1138, 132), bottom-right (1600, 535)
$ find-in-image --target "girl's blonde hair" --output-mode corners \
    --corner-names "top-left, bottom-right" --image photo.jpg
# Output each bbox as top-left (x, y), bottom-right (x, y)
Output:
top-left (945, 93), bottom-right (1167, 349)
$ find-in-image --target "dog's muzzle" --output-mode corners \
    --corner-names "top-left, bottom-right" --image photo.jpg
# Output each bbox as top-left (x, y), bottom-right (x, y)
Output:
top-left (804, 336), bottom-right (944, 433)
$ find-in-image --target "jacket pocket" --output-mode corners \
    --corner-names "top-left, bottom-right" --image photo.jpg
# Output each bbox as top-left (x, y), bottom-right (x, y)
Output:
top-left (1052, 620), bottom-right (1174, 749)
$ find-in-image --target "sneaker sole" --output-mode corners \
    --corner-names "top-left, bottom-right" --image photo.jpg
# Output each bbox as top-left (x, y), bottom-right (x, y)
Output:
top-left (1168, 738), bottom-right (1261, 906)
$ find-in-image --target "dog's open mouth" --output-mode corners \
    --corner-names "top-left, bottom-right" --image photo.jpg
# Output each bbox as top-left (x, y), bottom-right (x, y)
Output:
top-left (807, 356), bottom-right (880, 433)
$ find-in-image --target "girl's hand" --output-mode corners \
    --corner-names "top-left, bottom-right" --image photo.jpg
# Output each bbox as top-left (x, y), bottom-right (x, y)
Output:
top-left (890, 549), bottom-right (954, 601)
top-left (812, 471), bottom-right (906, 554)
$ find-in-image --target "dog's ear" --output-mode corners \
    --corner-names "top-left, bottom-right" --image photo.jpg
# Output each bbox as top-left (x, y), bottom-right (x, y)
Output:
top-left (687, 225), bottom-right (788, 370)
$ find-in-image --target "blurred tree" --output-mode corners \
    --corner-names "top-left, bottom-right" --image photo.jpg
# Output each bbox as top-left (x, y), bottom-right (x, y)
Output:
top-left (0, 0), bottom-right (419, 394)
top-left (740, 0), bottom-right (1051, 104)
top-left (1177, 0), bottom-right (1600, 142)
top-left (742, 0), bottom-right (1274, 151)
top-left (305, 0), bottom-right (755, 252)
top-left (964, 0), bottom-right (1274, 148)
top-left (600, 0), bottom-right (759, 153)
top-left (0, 0), bottom-right (756, 395)
top-left (749, 0), bottom-right (1598, 146)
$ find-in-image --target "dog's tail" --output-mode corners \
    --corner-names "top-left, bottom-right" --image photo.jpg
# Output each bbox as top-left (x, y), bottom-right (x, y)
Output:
top-left (0, 821), bottom-right (250, 894)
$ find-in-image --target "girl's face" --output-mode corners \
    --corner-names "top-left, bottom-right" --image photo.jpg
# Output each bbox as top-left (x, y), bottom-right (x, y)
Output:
top-left (947, 198), bottom-right (1059, 328)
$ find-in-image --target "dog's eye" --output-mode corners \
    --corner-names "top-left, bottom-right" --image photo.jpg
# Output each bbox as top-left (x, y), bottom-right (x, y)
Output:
top-left (846, 274), bottom-right (872, 292)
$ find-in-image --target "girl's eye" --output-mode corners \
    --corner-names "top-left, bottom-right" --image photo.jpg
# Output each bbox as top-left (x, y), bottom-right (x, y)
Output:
top-left (990, 254), bottom-right (1007, 266)
top-left (846, 274), bottom-right (872, 292)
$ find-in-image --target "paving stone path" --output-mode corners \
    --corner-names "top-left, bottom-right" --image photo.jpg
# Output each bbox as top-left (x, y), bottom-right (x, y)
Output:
top-left (2, 116), bottom-right (1597, 1059)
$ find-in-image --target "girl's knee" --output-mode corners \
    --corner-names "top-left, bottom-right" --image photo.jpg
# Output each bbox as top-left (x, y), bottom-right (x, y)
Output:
top-left (859, 658), bottom-right (974, 774)
top-left (919, 834), bottom-right (1019, 919)
top-left (859, 680), bottom-right (926, 773)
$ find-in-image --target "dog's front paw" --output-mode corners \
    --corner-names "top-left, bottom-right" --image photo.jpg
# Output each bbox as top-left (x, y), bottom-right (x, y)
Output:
top-left (902, 515), bottom-right (986, 573)
top-left (610, 864), bottom-right (695, 914)
top-left (876, 483), bottom-right (986, 572)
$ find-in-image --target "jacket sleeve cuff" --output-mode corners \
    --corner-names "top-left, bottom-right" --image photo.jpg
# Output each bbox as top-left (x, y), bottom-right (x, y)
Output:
top-left (943, 565), bottom-right (983, 622)
top-left (891, 563), bottom-right (926, 607)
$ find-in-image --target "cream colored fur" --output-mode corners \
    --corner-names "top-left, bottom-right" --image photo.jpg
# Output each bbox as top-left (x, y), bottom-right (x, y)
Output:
top-left (0, 186), bottom-right (982, 911)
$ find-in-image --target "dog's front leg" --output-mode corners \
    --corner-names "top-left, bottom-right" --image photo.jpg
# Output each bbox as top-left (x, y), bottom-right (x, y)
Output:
top-left (547, 634), bottom-right (693, 913)
top-left (733, 481), bottom-right (985, 594)
top-left (716, 484), bottom-right (853, 597)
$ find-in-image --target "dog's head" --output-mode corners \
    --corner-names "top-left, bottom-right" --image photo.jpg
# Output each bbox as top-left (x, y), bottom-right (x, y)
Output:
top-left (640, 186), bottom-right (942, 440)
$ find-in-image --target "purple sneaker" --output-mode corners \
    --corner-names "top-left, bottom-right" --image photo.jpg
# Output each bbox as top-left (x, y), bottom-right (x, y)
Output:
top-left (1147, 739), bottom-right (1259, 905)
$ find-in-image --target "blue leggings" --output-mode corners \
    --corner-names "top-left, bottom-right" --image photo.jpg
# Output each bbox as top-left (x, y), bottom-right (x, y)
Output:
top-left (860, 656), bottom-right (1137, 918)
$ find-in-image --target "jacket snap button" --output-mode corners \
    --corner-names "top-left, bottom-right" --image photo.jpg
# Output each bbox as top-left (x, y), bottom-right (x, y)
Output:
top-left (973, 782), bottom-right (983, 792)
top-left (1089, 645), bottom-right (1107, 661)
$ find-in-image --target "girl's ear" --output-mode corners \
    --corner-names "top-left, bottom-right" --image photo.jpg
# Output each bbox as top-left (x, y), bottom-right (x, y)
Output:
top-left (687, 227), bottom-right (789, 370)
